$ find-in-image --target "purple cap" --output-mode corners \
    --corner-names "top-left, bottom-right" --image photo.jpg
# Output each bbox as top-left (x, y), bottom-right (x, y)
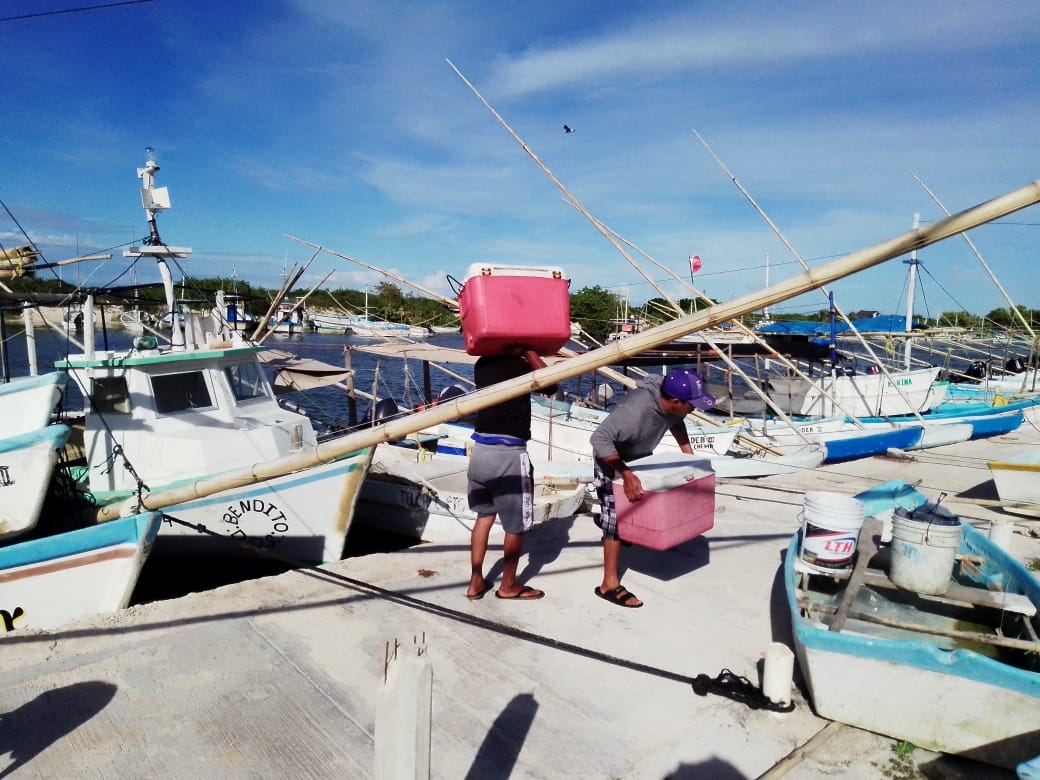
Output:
top-left (662, 369), bottom-right (716, 411)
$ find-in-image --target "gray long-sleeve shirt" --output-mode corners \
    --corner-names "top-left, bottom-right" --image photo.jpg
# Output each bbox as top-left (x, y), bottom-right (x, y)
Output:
top-left (589, 375), bottom-right (687, 475)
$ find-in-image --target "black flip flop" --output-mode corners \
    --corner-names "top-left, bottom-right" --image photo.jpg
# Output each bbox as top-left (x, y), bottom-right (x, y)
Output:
top-left (594, 585), bottom-right (643, 608)
top-left (495, 585), bottom-right (545, 601)
top-left (466, 580), bottom-right (492, 600)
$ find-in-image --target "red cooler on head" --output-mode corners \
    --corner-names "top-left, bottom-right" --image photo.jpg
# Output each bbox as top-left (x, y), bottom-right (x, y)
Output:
top-left (458, 263), bottom-right (571, 356)
top-left (613, 453), bottom-right (716, 550)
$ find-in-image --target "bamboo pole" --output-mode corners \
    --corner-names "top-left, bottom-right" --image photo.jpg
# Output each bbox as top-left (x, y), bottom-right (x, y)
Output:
top-left (912, 171), bottom-right (1039, 394)
top-left (694, 130), bottom-right (931, 422)
top-left (256, 269), bottom-right (333, 346)
top-left (589, 215), bottom-right (866, 434)
top-left (912, 171), bottom-right (1036, 342)
top-left (443, 62), bottom-right (808, 448)
top-left (95, 177), bottom-right (1040, 522)
top-left (285, 235), bottom-right (459, 311)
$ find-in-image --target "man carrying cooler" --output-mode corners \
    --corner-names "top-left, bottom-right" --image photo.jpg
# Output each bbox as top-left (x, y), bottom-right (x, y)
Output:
top-left (590, 369), bottom-right (716, 608)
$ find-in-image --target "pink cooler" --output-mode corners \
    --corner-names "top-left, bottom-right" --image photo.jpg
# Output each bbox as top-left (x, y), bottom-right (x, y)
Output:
top-left (458, 264), bottom-right (571, 356)
top-left (613, 453), bottom-right (715, 551)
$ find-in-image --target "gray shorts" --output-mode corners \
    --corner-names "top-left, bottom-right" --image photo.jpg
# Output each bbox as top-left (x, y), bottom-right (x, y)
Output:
top-left (467, 441), bottom-right (535, 535)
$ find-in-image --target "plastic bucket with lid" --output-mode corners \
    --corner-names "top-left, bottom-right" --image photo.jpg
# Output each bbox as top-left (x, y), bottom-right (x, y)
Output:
top-left (799, 491), bottom-right (866, 573)
top-left (889, 503), bottom-right (962, 595)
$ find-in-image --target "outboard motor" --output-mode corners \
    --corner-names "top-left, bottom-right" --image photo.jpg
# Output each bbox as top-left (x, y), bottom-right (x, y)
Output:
top-left (960, 360), bottom-right (988, 382)
top-left (436, 383), bottom-right (468, 405)
top-left (361, 397), bottom-right (400, 425)
top-left (1006, 356), bottom-right (1026, 374)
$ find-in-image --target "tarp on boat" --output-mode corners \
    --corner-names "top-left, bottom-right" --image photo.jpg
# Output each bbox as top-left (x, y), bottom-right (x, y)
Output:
top-left (756, 315), bottom-right (930, 336)
top-left (347, 341), bottom-right (570, 367)
top-left (259, 349), bottom-right (355, 393)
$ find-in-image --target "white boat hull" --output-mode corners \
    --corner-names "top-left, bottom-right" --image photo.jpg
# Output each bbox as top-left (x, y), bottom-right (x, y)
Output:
top-left (988, 449), bottom-right (1040, 517)
top-left (793, 640), bottom-right (1040, 765)
top-left (765, 366), bottom-right (944, 417)
top-left (0, 373), bottom-right (66, 438)
top-left (142, 449), bottom-right (374, 562)
top-left (787, 511), bottom-right (1040, 768)
top-left (0, 425), bottom-right (71, 541)
top-left (357, 446), bottom-right (588, 543)
top-left (0, 512), bottom-right (161, 632)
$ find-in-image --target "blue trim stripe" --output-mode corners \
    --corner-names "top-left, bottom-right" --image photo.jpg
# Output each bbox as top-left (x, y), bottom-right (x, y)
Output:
top-left (0, 373), bottom-right (66, 397)
top-left (0, 424), bottom-right (71, 454)
top-left (0, 512), bottom-right (162, 570)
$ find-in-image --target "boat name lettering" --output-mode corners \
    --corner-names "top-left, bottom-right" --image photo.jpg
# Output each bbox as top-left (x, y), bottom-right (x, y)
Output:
top-left (220, 499), bottom-right (291, 549)
top-left (0, 607), bottom-right (26, 632)
top-left (224, 499), bottom-right (288, 527)
top-left (0, 465), bottom-right (11, 486)
top-left (887, 378), bottom-right (913, 387)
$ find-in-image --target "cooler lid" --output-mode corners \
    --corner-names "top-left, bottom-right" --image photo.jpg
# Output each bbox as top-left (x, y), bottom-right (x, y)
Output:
top-left (464, 263), bottom-right (567, 281)
top-left (613, 452), bottom-right (714, 491)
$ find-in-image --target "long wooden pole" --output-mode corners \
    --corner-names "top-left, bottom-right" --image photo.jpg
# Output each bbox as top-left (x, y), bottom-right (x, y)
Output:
top-left (284, 234), bottom-right (459, 311)
top-left (693, 130), bottom-right (929, 421)
top-left (96, 178), bottom-right (1040, 521)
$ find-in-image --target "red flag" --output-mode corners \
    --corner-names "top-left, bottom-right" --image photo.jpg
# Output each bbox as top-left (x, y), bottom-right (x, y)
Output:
top-left (690, 255), bottom-right (702, 273)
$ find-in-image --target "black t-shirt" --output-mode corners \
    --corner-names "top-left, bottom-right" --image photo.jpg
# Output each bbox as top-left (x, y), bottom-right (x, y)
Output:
top-left (473, 354), bottom-right (535, 440)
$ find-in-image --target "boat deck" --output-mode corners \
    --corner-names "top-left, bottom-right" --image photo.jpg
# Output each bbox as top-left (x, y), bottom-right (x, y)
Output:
top-left (2, 414), bottom-right (1038, 778)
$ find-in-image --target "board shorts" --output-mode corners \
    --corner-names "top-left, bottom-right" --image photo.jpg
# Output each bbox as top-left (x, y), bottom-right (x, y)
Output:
top-left (467, 441), bottom-right (535, 535)
top-left (593, 461), bottom-right (619, 541)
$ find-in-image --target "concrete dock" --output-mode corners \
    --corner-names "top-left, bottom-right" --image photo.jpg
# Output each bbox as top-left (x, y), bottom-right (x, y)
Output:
top-left (3, 420), bottom-right (1039, 778)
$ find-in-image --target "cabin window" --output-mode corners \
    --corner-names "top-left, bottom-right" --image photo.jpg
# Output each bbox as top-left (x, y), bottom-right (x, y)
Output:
top-left (90, 377), bottom-right (131, 414)
top-left (151, 371), bottom-right (214, 413)
top-left (225, 362), bottom-right (267, 402)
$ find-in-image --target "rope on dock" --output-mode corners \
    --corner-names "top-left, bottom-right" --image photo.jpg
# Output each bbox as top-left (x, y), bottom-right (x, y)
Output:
top-left (158, 512), bottom-right (797, 714)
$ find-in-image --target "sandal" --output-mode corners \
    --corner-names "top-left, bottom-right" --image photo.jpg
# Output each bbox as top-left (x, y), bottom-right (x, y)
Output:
top-left (594, 585), bottom-right (643, 608)
top-left (466, 580), bottom-right (492, 600)
top-left (495, 585), bottom-right (545, 601)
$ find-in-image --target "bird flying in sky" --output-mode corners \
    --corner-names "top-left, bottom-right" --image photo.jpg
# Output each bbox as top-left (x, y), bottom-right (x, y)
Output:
top-left (563, 125), bottom-right (573, 133)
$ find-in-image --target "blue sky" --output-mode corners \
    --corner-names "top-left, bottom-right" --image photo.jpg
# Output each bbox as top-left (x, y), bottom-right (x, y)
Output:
top-left (2, 0), bottom-right (1038, 319)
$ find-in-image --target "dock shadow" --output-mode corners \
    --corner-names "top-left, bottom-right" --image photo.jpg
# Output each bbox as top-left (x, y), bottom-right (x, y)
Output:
top-left (515, 514), bottom-right (582, 585)
top-left (618, 535), bottom-right (711, 582)
top-left (463, 692), bottom-right (538, 780)
top-left (0, 681), bottom-right (117, 778)
top-left (664, 756), bottom-right (746, 779)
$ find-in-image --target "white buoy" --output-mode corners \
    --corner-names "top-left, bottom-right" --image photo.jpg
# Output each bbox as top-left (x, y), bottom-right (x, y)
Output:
top-left (762, 642), bottom-right (794, 706)
top-left (989, 518), bottom-right (1015, 554)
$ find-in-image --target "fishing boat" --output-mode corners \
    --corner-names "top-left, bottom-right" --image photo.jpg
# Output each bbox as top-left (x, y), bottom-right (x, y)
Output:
top-left (119, 307), bottom-right (158, 334)
top-left (313, 312), bottom-right (429, 340)
top-left (356, 444), bottom-right (588, 544)
top-left (855, 399), bottom-right (1030, 440)
top-left (0, 387), bottom-right (161, 631)
top-left (49, 149), bottom-right (374, 564)
top-left (0, 510), bottom-right (162, 632)
top-left (0, 372), bottom-right (66, 437)
top-left (0, 424), bottom-right (71, 541)
top-left (761, 365), bottom-right (946, 418)
top-left (988, 448), bottom-right (1040, 518)
top-left (743, 421), bottom-right (924, 463)
top-left (265, 297), bottom-right (308, 335)
top-left (786, 481), bottom-right (1040, 769)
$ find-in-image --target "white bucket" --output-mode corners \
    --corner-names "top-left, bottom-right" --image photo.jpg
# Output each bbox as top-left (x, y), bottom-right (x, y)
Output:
top-left (889, 503), bottom-right (963, 595)
top-left (799, 492), bottom-right (866, 573)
